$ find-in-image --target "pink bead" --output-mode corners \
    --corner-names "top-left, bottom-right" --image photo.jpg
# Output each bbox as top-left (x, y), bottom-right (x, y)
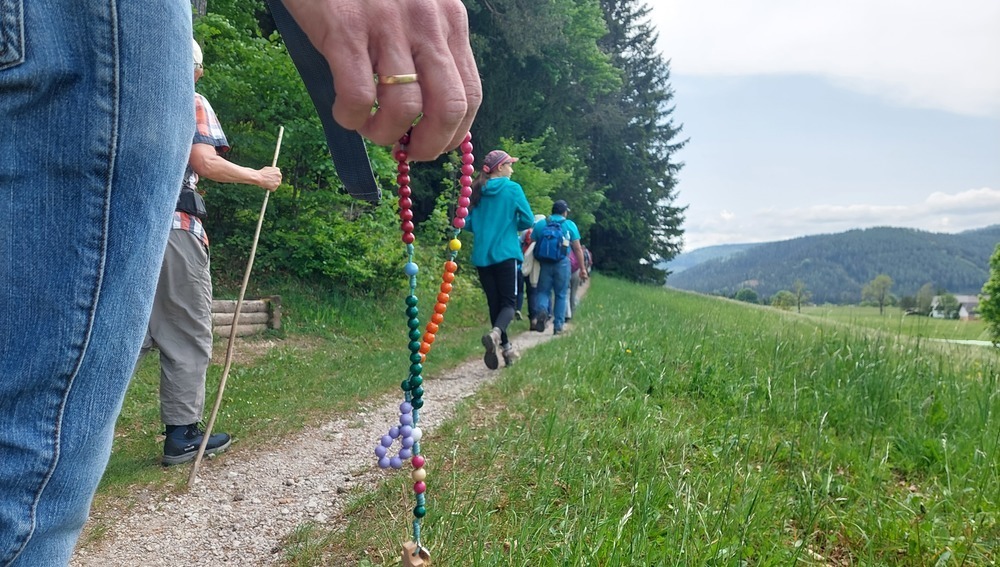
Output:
top-left (458, 197), bottom-right (470, 208)
top-left (412, 455), bottom-right (425, 468)
top-left (402, 232), bottom-right (415, 244)
top-left (463, 131), bottom-right (472, 143)
top-left (397, 163), bottom-right (410, 174)
top-left (460, 142), bottom-right (473, 154)
top-left (398, 186), bottom-right (411, 198)
top-left (455, 208), bottom-right (467, 218)
top-left (399, 197), bottom-right (412, 210)
top-left (395, 149), bottom-right (408, 162)
top-left (461, 153), bottom-right (474, 165)
top-left (460, 175), bottom-right (472, 187)
top-left (461, 164), bottom-right (474, 176)
top-left (401, 221), bottom-right (414, 233)
top-left (452, 217), bottom-right (465, 229)
top-left (414, 481), bottom-right (426, 494)
top-left (400, 133), bottom-right (411, 145)
top-left (460, 187), bottom-right (472, 198)
top-left (400, 208), bottom-right (413, 221)
top-left (397, 174), bottom-right (410, 186)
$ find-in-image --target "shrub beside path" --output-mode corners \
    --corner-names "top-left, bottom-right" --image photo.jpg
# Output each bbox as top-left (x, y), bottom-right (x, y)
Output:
top-left (71, 315), bottom-right (567, 565)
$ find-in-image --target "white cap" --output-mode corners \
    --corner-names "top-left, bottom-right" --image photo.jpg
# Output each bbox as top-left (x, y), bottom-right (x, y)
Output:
top-left (192, 39), bottom-right (203, 66)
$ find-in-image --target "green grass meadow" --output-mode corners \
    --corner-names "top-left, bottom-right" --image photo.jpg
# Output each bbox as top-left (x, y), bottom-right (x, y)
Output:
top-left (801, 304), bottom-right (990, 342)
top-left (95, 275), bottom-right (998, 565)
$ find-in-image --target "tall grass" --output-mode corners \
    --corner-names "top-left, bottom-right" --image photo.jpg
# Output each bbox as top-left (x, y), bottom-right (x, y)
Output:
top-left (311, 277), bottom-right (998, 566)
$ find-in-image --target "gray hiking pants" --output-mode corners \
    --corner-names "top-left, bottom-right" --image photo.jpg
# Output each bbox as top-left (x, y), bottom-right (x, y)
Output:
top-left (140, 229), bottom-right (213, 426)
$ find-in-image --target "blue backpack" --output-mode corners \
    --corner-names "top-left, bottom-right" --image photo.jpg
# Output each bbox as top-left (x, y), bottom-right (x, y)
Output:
top-left (533, 218), bottom-right (568, 263)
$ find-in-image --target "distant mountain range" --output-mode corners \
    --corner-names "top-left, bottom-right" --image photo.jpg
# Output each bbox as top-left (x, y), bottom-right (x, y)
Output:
top-left (666, 225), bottom-right (1000, 304)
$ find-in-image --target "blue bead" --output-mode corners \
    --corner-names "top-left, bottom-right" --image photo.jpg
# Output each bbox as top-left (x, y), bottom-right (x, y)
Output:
top-left (389, 426), bottom-right (400, 438)
top-left (381, 435), bottom-right (394, 447)
top-left (399, 448), bottom-right (412, 459)
top-left (400, 402), bottom-right (413, 414)
top-left (390, 456), bottom-right (403, 469)
top-left (400, 425), bottom-right (413, 437)
top-left (375, 445), bottom-right (387, 458)
top-left (404, 262), bottom-right (419, 276)
top-left (378, 456), bottom-right (390, 469)
top-left (400, 413), bottom-right (413, 426)
top-left (402, 437), bottom-right (414, 449)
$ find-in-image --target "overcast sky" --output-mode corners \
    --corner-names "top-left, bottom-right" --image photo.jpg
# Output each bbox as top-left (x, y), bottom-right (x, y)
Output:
top-left (646, 0), bottom-right (1000, 251)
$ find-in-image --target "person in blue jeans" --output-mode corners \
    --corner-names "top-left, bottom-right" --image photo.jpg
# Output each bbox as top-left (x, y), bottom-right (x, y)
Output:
top-left (0, 0), bottom-right (482, 563)
top-left (532, 200), bottom-right (589, 334)
top-left (465, 149), bottom-right (535, 369)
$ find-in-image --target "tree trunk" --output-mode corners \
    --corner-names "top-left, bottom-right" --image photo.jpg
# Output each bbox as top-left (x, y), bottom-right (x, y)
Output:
top-left (192, 0), bottom-right (207, 18)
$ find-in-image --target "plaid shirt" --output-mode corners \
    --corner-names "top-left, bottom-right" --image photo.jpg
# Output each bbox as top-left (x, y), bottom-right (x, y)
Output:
top-left (175, 93), bottom-right (230, 247)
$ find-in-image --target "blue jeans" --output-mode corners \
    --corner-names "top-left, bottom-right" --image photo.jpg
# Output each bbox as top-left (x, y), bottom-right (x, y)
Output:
top-left (535, 257), bottom-right (571, 331)
top-left (0, 1), bottom-right (192, 564)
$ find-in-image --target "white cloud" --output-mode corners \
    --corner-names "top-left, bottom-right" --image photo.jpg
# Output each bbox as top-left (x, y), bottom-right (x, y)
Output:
top-left (650, 0), bottom-right (1000, 117)
top-left (683, 187), bottom-right (1000, 250)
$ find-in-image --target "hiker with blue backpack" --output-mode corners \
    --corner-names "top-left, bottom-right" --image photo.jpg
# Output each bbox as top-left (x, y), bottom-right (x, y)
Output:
top-left (465, 150), bottom-right (535, 369)
top-left (531, 200), bottom-right (589, 334)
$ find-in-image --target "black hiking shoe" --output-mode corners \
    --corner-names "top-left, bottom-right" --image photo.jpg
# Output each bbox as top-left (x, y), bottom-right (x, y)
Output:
top-left (163, 423), bottom-right (231, 466)
top-left (532, 312), bottom-right (548, 332)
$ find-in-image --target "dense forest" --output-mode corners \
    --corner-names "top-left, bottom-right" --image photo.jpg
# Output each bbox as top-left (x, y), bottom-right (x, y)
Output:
top-left (667, 225), bottom-right (1000, 304)
top-left (191, 0), bottom-right (685, 291)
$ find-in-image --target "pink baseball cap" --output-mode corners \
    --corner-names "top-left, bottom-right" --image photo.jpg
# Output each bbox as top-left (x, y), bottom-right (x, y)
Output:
top-left (482, 149), bottom-right (519, 173)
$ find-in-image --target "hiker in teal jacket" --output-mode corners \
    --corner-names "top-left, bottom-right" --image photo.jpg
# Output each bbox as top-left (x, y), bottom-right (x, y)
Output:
top-left (465, 149), bottom-right (534, 369)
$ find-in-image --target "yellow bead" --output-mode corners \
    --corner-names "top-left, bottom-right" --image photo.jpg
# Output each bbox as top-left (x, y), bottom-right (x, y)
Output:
top-left (412, 468), bottom-right (427, 482)
top-left (448, 239), bottom-right (461, 251)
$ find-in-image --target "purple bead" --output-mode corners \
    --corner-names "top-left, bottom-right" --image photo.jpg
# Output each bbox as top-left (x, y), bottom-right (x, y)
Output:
top-left (400, 414), bottom-right (413, 426)
top-left (400, 425), bottom-right (413, 437)
top-left (378, 456), bottom-right (391, 469)
top-left (390, 456), bottom-right (403, 469)
top-left (399, 448), bottom-right (413, 459)
top-left (381, 435), bottom-right (394, 447)
top-left (402, 436), bottom-right (414, 449)
top-left (389, 426), bottom-right (400, 438)
top-left (375, 445), bottom-right (387, 458)
top-left (400, 402), bottom-right (413, 414)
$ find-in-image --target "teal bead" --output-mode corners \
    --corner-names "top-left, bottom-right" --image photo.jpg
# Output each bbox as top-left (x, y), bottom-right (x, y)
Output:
top-left (405, 306), bottom-right (419, 318)
top-left (413, 505), bottom-right (426, 518)
top-left (409, 375), bottom-right (423, 387)
top-left (412, 386), bottom-right (424, 398)
top-left (409, 363), bottom-right (422, 375)
top-left (411, 398), bottom-right (424, 409)
top-left (407, 318), bottom-right (420, 329)
top-left (401, 379), bottom-right (412, 391)
top-left (405, 295), bottom-right (418, 307)
top-left (408, 340), bottom-right (422, 353)
top-left (409, 352), bottom-right (423, 364)
top-left (409, 328), bottom-right (422, 341)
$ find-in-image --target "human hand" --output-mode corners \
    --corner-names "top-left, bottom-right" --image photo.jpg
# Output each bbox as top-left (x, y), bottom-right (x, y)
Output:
top-left (258, 166), bottom-right (283, 191)
top-left (283, 0), bottom-right (482, 162)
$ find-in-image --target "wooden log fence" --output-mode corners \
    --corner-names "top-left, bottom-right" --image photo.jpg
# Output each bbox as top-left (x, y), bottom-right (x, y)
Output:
top-left (210, 296), bottom-right (281, 337)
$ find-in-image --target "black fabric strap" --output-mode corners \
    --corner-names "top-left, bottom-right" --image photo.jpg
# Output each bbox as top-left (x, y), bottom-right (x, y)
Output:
top-left (267, 0), bottom-right (381, 202)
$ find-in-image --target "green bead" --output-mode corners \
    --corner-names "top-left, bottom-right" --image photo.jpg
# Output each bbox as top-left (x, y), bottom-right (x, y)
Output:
top-left (401, 379), bottom-right (412, 391)
top-left (413, 505), bottom-right (426, 518)
top-left (407, 318), bottom-right (420, 329)
top-left (406, 306), bottom-right (419, 318)
top-left (409, 352), bottom-right (423, 364)
top-left (409, 328), bottom-right (422, 341)
top-left (409, 363), bottom-right (423, 375)
top-left (412, 386), bottom-right (424, 398)
top-left (405, 295), bottom-right (418, 307)
top-left (409, 375), bottom-right (423, 387)
top-left (411, 398), bottom-right (424, 409)
top-left (408, 340), bottom-right (422, 353)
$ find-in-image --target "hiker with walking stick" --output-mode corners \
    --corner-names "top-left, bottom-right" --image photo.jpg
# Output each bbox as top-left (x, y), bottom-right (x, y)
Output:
top-left (137, 40), bottom-right (282, 466)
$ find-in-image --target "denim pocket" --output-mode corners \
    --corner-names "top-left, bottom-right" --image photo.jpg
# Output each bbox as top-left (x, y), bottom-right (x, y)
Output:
top-left (0, 0), bottom-right (24, 70)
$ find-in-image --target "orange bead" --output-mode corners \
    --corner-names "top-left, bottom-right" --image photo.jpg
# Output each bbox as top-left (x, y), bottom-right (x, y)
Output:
top-left (431, 313), bottom-right (444, 324)
top-left (423, 333), bottom-right (435, 344)
top-left (419, 343), bottom-right (431, 354)
top-left (440, 282), bottom-right (453, 294)
top-left (434, 302), bottom-right (447, 314)
top-left (442, 272), bottom-right (455, 283)
top-left (427, 322), bottom-right (439, 334)
top-left (444, 261), bottom-right (458, 273)
top-left (420, 352), bottom-right (427, 362)
top-left (437, 292), bottom-right (450, 304)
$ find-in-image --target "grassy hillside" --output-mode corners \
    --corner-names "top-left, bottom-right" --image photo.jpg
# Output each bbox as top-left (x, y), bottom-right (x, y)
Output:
top-left (255, 277), bottom-right (997, 565)
top-left (668, 225), bottom-right (1000, 304)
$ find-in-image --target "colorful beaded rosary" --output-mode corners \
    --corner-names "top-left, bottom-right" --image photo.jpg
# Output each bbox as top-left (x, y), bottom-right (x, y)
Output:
top-left (375, 130), bottom-right (474, 565)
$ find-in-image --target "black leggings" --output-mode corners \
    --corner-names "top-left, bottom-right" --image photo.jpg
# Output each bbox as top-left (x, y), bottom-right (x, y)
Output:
top-left (476, 258), bottom-right (519, 346)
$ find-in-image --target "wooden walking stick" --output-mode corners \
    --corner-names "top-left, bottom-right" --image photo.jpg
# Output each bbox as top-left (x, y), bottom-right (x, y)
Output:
top-left (188, 126), bottom-right (284, 487)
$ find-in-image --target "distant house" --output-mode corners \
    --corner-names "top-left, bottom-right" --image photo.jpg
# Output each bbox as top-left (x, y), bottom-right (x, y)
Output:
top-left (931, 295), bottom-right (980, 320)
